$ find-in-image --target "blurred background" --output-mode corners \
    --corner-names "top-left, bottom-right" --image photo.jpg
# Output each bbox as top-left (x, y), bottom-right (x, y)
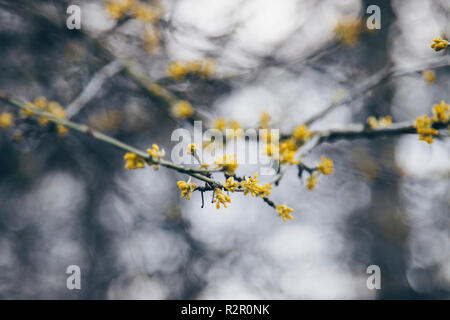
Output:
top-left (0, 0), bottom-right (449, 299)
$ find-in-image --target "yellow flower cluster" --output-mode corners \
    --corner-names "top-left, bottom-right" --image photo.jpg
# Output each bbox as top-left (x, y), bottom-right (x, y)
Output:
top-left (430, 38), bottom-right (449, 52)
top-left (432, 100), bottom-right (449, 123)
top-left (213, 188), bottom-right (231, 209)
top-left (22, 96), bottom-right (69, 136)
top-left (0, 112), bottom-right (14, 129)
top-left (124, 152), bottom-right (145, 170)
top-left (306, 174), bottom-right (319, 191)
top-left (241, 173), bottom-right (272, 198)
top-left (131, 1), bottom-right (160, 23)
top-left (422, 70), bottom-right (436, 83)
top-left (317, 156), bottom-right (334, 175)
top-left (172, 100), bottom-right (194, 119)
top-left (177, 179), bottom-right (196, 200)
top-left (367, 115), bottom-right (392, 129)
top-left (106, 0), bottom-right (135, 20)
top-left (167, 59), bottom-right (215, 80)
top-left (212, 117), bottom-right (242, 138)
top-left (147, 144), bottom-right (164, 169)
top-left (414, 101), bottom-right (449, 144)
top-left (334, 18), bottom-right (362, 46)
top-left (223, 177), bottom-right (239, 192)
top-left (143, 27), bottom-right (160, 54)
top-left (213, 154), bottom-right (238, 175)
top-left (106, 0), bottom-right (160, 22)
top-left (275, 204), bottom-right (294, 222)
top-left (306, 156), bottom-right (334, 191)
top-left (292, 124), bottom-right (313, 142)
top-left (414, 114), bottom-right (437, 144)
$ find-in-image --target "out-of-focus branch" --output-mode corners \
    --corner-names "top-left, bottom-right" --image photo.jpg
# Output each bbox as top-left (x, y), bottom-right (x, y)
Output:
top-left (303, 57), bottom-right (450, 126)
top-left (66, 60), bottom-right (124, 118)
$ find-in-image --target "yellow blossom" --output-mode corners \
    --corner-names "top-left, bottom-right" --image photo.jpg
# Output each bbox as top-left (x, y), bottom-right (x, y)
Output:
top-left (259, 111), bottom-right (271, 129)
top-left (223, 177), bottom-right (239, 192)
top-left (34, 96), bottom-right (48, 109)
top-left (131, 2), bottom-right (159, 23)
top-left (147, 144), bottom-right (164, 169)
top-left (275, 204), bottom-right (294, 222)
top-left (280, 149), bottom-right (299, 165)
top-left (317, 156), bottom-right (334, 175)
top-left (266, 143), bottom-right (279, 158)
top-left (213, 154), bottom-right (238, 175)
top-left (167, 61), bottom-right (188, 80)
top-left (143, 28), bottom-right (160, 54)
top-left (227, 119), bottom-right (242, 138)
top-left (187, 143), bottom-right (197, 155)
top-left (172, 100), bottom-right (194, 119)
top-left (213, 117), bottom-right (227, 132)
top-left (306, 173), bottom-right (319, 191)
top-left (167, 59), bottom-right (215, 80)
top-left (200, 163), bottom-right (210, 169)
top-left (334, 18), bottom-right (362, 46)
top-left (278, 138), bottom-right (299, 165)
top-left (20, 103), bottom-right (35, 117)
top-left (432, 100), bottom-right (449, 123)
top-left (241, 173), bottom-right (272, 198)
top-left (292, 124), bottom-right (313, 143)
top-left (57, 125), bottom-right (69, 137)
top-left (414, 114), bottom-right (438, 144)
top-left (430, 38), bottom-right (449, 52)
top-left (367, 115), bottom-right (392, 129)
top-left (0, 112), bottom-right (14, 129)
top-left (213, 188), bottom-right (231, 209)
top-left (177, 179), bottom-right (196, 200)
top-left (422, 70), bottom-right (436, 83)
top-left (106, 0), bottom-right (135, 20)
top-left (124, 152), bottom-right (145, 170)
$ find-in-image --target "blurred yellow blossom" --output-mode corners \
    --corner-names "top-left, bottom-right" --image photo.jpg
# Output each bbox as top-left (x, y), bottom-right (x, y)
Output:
top-left (213, 154), bottom-right (238, 175)
top-left (143, 28), bottom-right (160, 54)
top-left (422, 70), bottom-right (436, 83)
top-left (432, 100), bottom-right (449, 123)
top-left (367, 115), bottom-right (392, 129)
top-left (131, 2), bottom-right (160, 23)
top-left (259, 111), bottom-right (271, 129)
top-left (334, 18), bottom-right (362, 46)
top-left (167, 59), bottom-right (215, 80)
top-left (172, 100), bottom-right (194, 119)
top-left (0, 112), bottom-right (14, 129)
top-left (306, 173), bottom-right (319, 191)
top-left (317, 156), bottom-right (334, 175)
top-left (106, 0), bottom-right (135, 20)
top-left (213, 117), bottom-right (227, 132)
top-left (275, 204), bottom-right (294, 222)
top-left (124, 152), bottom-right (145, 170)
top-left (292, 124), bottom-right (313, 142)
